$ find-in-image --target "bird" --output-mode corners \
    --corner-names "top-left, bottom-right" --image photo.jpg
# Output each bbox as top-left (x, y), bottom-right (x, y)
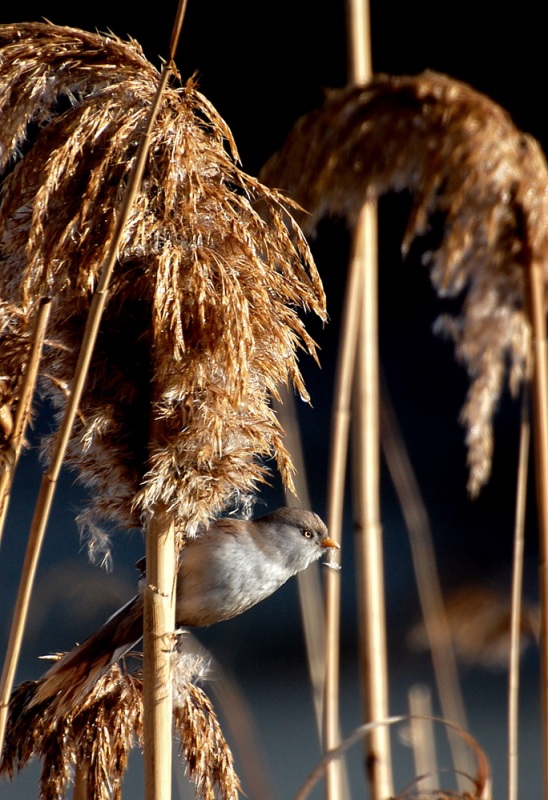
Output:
top-left (30, 507), bottom-right (337, 712)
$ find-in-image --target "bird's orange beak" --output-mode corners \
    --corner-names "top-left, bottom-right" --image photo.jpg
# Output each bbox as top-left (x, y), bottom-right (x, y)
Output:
top-left (321, 537), bottom-right (340, 549)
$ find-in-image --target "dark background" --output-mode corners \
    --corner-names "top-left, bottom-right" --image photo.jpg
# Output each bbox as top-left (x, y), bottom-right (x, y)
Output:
top-left (1, 2), bottom-right (545, 798)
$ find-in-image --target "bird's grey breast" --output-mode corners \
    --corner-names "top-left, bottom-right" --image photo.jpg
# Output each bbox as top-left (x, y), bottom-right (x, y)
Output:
top-left (174, 528), bottom-right (295, 627)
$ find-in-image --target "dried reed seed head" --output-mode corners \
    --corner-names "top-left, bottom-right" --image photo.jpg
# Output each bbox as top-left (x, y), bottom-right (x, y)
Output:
top-left (262, 71), bottom-right (548, 494)
top-left (0, 667), bottom-right (144, 800)
top-left (0, 22), bottom-right (325, 544)
top-left (2, 655), bottom-right (238, 800)
top-left (0, 681), bottom-right (42, 779)
top-left (174, 681), bottom-right (241, 800)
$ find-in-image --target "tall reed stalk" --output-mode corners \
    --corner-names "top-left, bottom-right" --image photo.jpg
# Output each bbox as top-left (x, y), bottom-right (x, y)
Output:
top-left (273, 389), bottom-right (326, 737)
top-left (143, 502), bottom-right (177, 800)
top-left (525, 257), bottom-right (548, 799)
top-left (323, 246), bottom-right (361, 800)
top-left (351, 207), bottom-right (393, 800)
top-left (0, 297), bottom-right (51, 542)
top-left (139, 6), bottom-right (188, 798)
top-left (379, 376), bottom-right (472, 790)
top-left (0, 298), bottom-right (51, 747)
top-left (345, 1), bottom-right (393, 797)
top-left (508, 380), bottom-right (531, 800)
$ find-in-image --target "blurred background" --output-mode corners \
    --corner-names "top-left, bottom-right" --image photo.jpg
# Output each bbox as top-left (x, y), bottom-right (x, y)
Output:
top-left (0, 2), bottom-right (545, 797)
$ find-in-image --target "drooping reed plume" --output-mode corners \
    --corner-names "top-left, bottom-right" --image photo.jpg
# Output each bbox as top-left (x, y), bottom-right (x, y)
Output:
top-left (0, 21), bottom-right (325, 556)
top-left (1, 652), bottom-right (239, 800)
top-left (0, 20), bottom-right (325, 796)
top-left (261, 70), bottom-right (548, 495)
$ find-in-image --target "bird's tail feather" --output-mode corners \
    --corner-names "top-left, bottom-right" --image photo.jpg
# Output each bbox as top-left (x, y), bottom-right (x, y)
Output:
top-left (29, 593), bottom-right (144, 714)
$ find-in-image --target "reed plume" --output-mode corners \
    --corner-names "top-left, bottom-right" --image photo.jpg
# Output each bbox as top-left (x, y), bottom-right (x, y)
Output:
top-left (1, 652), bottom-right (239, 800)
top-left (0, 22), bottom-right (325, 555)
top-left (261, 70), bottom-right (548, 495)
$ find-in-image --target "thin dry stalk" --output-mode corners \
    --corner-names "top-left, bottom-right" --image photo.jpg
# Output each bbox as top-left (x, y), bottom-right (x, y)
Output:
top-left (524, 254), bottom-right (548, 800)
top-left (273, 388), bottom-right (326, 737)
top-left (323, 214), bottom-right (363, 800)
top-left (0, 469), bottom-right (67, 756)
top-left (346, 11), bottom-right (391, 792)
top-left (0, 296), bottom-right (51, 542)
top-left (346, 0), bottom-right (373, 81)
top-left (352, 208), bottom-right (393, 800)
top-left (324, 6), bottom-right (374, 800)
top-left (72, 760), bottom-right (90, 800)
top-left (508, 380), bottom-right (531, 800)
top-left (408, 685), bottom-right (439, 794)
top-left (379, 375), bottom-right (472, 789)
top-left (141, 8), bottom-right (188, 799)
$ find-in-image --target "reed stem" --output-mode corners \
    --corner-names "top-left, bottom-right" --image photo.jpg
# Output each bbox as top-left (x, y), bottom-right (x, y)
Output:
top-left (352, 205), bottom-right (393, 799)
top-left (273, 389), bottom-right (326, 737)
top-left (524, 256), bottom-right (548, 800)
top-left (322, 225), bottom-right (364, 800)
top-left (0, 297), bottom-right (51, 544)
top-left (379, 375), bottom-right (472, 789)
top-left (143, 502), bottom-right (177, 800)
top-left (72, 759), bottom-right (90, 800)
top-left (339, 1), bottom-right (393, 797)
top-left (141, 7), bottom-right (189, 797)
top-left (0, 299), bottom-right (52, 753)
top-left (508, 379), bottom-right (531, 800)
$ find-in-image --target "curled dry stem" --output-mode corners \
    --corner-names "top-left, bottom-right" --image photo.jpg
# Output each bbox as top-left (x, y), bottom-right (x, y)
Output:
top-left (293, 714), bottom-right (491, 800)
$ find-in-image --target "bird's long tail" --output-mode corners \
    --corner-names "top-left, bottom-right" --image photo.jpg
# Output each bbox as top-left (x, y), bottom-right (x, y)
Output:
top-left (29, 593), bottom-right (144, 714)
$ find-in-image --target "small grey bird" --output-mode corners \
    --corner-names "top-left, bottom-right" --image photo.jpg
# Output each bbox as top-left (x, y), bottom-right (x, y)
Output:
top-left (31, 507), bottom-right (337, 711)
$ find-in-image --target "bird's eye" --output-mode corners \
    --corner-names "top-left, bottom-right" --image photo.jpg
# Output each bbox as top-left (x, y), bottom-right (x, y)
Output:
top-left (302, 529), bottom-right (314, 540)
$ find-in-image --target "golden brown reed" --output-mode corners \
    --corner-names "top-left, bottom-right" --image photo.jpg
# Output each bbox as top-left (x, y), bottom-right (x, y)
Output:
top-left (261, 70), bottom-right (548, 495)
top-left (1, 654), bottom-right (239, 800)
top-left (0, 306), bottom-right (39, 449)
top-left (0, 22), bottom-right (325, 553)
top-left (173, 654), bottom-right (241, 800)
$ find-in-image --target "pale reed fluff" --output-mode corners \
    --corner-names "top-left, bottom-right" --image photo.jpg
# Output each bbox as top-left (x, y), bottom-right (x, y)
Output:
top-left (262, 71), bottom-right (548, 495)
